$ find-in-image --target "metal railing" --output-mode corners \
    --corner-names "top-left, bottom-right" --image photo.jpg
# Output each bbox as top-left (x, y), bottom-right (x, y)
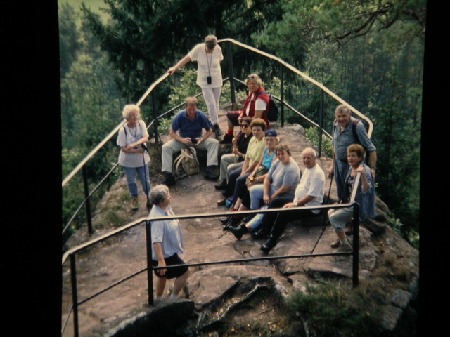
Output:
top-left (62, 201), bottom-right (360, 337)
top-left (62, 75), bottom-right (333, 238)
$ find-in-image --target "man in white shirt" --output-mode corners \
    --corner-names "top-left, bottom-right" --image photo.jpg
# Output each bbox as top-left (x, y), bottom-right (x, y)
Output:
top-left (258, 147), bottom-right (326, 253)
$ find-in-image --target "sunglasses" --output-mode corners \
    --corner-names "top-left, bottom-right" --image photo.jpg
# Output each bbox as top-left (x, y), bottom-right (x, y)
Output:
top-left (239, 124), bottom-right (249, 128)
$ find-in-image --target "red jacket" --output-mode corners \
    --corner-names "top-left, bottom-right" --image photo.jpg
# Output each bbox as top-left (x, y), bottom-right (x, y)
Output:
top-left (239, 86), bottom-right (270, 127)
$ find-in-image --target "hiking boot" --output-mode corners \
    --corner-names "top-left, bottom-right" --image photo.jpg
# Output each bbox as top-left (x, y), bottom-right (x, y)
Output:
top-left (212, 123), bottom-right (222, 138)
top-left (131, 195), bottom-right (139, 211)
top-left (214, 179), bottom-right (227, 190)
top-left (220, 133), bottom-right (233, 144)
top-left (230, 224), bottom-right (248, 240)
top-left (162, 171), bottom-right (176, 186)
top-left (204, 166), bottom-right (219, 180)
top-left (330, 240), bottom-right (341, 249)
top-left (251, 228), bottom-right (269, 240)
top-left (260, 237), bottom-right (277, 253)
top-left (217, 198), bottom-right (227, 206)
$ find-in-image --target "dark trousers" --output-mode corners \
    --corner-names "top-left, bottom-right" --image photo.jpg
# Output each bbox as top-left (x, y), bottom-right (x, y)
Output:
top-left (259, 197), bottom-right (316, 239)
top-left (224, 167), bottom-right (242, 199)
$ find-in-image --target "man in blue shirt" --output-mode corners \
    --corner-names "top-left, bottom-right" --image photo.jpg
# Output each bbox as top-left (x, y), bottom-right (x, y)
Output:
top-left (161, 96), bottom-right (219, 185)
top-left (330, 104), bottom-right (377, 200)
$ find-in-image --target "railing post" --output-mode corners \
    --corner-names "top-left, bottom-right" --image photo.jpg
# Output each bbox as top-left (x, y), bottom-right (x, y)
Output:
top-left (352, 203), bottom-right (360, 287)
top-left (226, 41), bottom-right (237, 109)
top-left (318, 89), bottom-right (324, 157)
top-left (82, 164), bottom-right (94, 235)
top-left (280, 65), bottom-right (284, 127)
top-left (70, 254), bottom-right (80, 337)
top-left (145, 220), bottom-right (154, 306)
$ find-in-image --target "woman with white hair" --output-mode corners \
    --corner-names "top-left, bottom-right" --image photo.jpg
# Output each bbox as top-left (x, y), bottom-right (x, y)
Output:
top-left (168, 34), bottom-right (224, 137)
top-left (117, 104), bottom-right (151, 211)
top-left (149, 185), bottom-right (189, 299)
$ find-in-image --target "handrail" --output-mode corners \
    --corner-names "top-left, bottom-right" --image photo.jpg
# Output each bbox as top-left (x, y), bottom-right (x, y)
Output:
top-left (62, 202), bottom-right (360, 337)
top-left (61, 76), bottom-right (332, 236)
top-left (219, 38), bottom-right (373, 137)
top-left (62, 38), bottom-right (372, 188)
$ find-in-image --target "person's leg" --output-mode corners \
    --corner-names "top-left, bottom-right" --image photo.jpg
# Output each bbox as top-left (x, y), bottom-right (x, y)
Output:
top-left (329, 206), bottom-right (353, 250)
top-left (202, 87), bottom-right (219, 125)
top-left (155, 277), bottom-right (167, 297)
top-left (123, 166), bottom-right (138, 196)
top-left (136, 164), bottom-right (151, 197)
top-left (334, 159), bottom-right (349, 201)
top-left (219, 154), bottom-right (236, 181)
top-left (162, 139), bottom-right (185, 173)
top-left (197, 138), bottom-right (219, 167)
top-left (226, 162), bottom-right (243, 184)
top-left (249, 184), bottom-right (265, 210)
top-left (172, 270), bottom-right (189, 297)
top-left (231, 173), bottom-right (250, 205)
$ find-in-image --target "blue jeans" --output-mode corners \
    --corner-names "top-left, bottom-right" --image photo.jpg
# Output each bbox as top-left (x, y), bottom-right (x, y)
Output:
top-left (122, 165), bottom-right (151, 197)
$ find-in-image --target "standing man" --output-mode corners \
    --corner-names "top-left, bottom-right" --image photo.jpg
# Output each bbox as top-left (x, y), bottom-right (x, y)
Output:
top-left (161, 97), bottom-right (219, 186)
top-left (330, 104), bottom-right (377, 200)
top-left (168, 34), bottom-right (224, 137)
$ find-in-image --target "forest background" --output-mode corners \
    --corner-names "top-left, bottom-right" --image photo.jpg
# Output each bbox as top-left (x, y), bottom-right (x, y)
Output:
top-left (59, 0), bottom-right (426, 249)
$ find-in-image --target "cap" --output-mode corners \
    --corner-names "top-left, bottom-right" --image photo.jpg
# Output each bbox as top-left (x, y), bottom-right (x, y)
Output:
top-left (265, 129), bottom-right (278, 137)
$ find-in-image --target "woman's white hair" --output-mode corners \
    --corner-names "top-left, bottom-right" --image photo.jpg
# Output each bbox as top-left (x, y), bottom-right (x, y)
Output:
top-left (122, 104), bottom-right (141, 120)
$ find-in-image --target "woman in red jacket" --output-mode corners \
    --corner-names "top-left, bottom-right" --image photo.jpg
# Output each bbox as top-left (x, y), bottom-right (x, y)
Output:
top-left (221, 73), bottom-right (270, 143)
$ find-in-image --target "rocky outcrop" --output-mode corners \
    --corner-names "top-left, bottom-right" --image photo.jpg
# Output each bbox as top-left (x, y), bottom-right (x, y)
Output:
top-left (62, 113), bottom-right (419, 337)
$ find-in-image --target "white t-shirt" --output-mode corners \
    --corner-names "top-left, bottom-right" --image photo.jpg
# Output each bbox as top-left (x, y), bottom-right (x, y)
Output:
top-left (294, 163), bottom-right (325, 213)
top-left (188, 43), bottom-right (224, 88)
top-left (117, 120), bottom-right (150, 168)
top-left (244, 92), bottom-right (267, 115)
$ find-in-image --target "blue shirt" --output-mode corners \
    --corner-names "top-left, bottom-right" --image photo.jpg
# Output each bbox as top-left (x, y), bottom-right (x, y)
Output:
top-left (149, 205), bottom-right (184, 259)
top-left (333, 118), bottom-right (376, 161)
top-left (171, 109), bottom-right (212, 138)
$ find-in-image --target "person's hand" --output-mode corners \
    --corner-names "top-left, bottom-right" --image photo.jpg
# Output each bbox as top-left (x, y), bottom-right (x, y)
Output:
top-left (157, 260), bottom-right (167, 277)
top-left (181, 137), bottom-right (193, 145)
top-left (355, 164), bottom-right (364, 173)
top-left (263, 193), bottom-right (270, 205)
top-left (167, 66), bottom-right (176, 74)
top-left (283, 202), bottom-right (295, 208)
top-left (232, 147), bottom-right (239, 155)
top-left (328, 169), bottom-right (334, 178)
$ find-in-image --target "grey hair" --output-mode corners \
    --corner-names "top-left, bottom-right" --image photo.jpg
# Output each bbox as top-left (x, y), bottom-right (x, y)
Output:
top-left (302, 147), bottom-right (317, 158)
top-left (122, 104), bottom-right (141, 120)
top-left (149, 184), bottom-right (170, 205)
top-left (334, 104), bottom-right (352, 115)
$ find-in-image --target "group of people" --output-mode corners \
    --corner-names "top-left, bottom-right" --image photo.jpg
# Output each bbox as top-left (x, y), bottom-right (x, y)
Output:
top-left (115, 35), bottom-right (378, 299)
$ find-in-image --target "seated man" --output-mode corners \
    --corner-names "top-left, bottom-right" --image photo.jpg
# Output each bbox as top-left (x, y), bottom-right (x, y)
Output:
top-left (161, 96), bottom-right (219, 186)
top-left (231, 147), bottom-right (325, 253)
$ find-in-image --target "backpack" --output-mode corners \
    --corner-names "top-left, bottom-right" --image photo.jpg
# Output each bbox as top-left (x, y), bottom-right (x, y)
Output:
top-left (173, 147), bottom-right (200, 179)
top-left (256, 91), bottom-right (278, 122)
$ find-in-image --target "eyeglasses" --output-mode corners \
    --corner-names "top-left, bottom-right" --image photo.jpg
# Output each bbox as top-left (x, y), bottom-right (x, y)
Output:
top-left (239, 124), bottom-right (249, 128)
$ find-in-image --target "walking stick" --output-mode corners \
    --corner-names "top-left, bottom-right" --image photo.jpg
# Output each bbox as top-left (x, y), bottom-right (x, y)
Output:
top-left (141, 143), bottom-right (151, 211)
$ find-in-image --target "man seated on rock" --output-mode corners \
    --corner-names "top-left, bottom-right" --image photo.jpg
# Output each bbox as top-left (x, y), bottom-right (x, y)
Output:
top-left (161, 96), bottom-right (220, 186)
top-left (232, 147), bottom-right (325, 253)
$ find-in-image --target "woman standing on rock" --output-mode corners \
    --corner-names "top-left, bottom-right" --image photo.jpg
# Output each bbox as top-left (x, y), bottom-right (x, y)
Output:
top-left (329, 144), bottom-right (375, 252)
top-left (117, 104), bottom-right (151, 211)
top-left (149, 185), bottom-right (189, 299)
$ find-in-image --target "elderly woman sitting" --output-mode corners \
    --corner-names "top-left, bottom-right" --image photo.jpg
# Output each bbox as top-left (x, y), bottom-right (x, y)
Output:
top-left (328, 144), bottom-right (376, 252)
top-left (149, 185), bottom-right (189, 299)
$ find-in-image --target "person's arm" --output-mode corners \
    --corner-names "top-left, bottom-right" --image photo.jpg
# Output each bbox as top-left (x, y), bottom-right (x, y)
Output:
top-left (168, 54), bottom-right (192, 74)
top-left (269, 185), bottom-right (290, 200)
top-left (153, 242), bottom-right (166, 276)
top-left (293, 195), bottom-right (315, 206)
top-left (197, 128), bottom-right (213, 145)
top-left (366, 150), bottom-right (377, 178)
top-left (169, 128), bottom-right (192, 145)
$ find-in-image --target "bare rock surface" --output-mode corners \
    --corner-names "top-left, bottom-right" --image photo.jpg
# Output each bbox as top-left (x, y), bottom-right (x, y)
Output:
top-left (62, 111), bottom-right (419, 336)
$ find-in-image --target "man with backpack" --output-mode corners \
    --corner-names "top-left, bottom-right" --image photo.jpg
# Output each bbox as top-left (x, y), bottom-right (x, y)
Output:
top-left (330, 104), bottom-right (377, 201)
top-left (161, 96), bottom-right (220, 186)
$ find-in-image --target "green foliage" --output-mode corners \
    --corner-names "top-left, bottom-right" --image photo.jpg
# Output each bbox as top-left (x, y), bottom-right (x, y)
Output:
top-left (304, 127), bottom-right (333, 158)
top-left (286, 279), bottom-right (385, 337)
